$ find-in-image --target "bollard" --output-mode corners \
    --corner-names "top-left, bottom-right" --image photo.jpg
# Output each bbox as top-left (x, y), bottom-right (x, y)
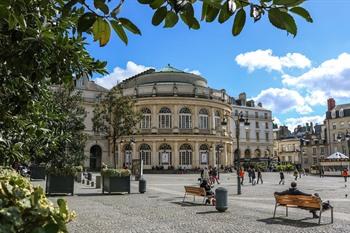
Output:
top-left (139, 179), bottom-right (146, 194)
top-left (87, 172), bottom-right (92, 181)
top-left (82, 179), bottom-right (85, 184)
top-left (87, 180), bottom-right (90, 185)
top-left (215, 187), bottom-right (228, 212)
top-left (91, 181), bottom-right (94, 187)
top-left (95, 176), bottom-right (101, 189)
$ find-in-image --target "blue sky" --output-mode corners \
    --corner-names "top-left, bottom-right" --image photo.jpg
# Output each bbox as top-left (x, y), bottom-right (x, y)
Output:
top-left (89, 0), bottom-right (350, 130)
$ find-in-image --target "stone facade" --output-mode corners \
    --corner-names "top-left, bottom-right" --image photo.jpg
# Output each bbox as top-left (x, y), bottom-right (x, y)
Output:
top-left (76, 65), bottom-right (273, 170)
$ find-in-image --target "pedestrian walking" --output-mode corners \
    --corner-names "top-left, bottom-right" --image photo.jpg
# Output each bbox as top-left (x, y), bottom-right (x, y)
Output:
top-left (251, 168), bottom-right (256, 185)
top-left (257, 169), bottom-right (263, 184)
top-left (248, 167), bottom-right (252, 183)
top-left (202, 167), bottom-right (209, 181)
top-left (342, 168), bottom-right (349, 183)
top-left (293, 169), bottom-right (299, 181)
top-left (211, 167), bottom-right (220, 184)
top-left (239, 168), bottom-right (245, 185)
top-left (319, 167), bottom-right (324, 178)
top-left (279, 171), bottom-right (285, 185)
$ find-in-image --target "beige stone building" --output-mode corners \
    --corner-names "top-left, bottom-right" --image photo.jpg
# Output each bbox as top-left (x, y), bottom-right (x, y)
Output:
top-left (273, 137), bottom-right (300, 164)
top-left (325, 98), bottom-right (350, 156)
top-left (76, 65), bottom-right (273, 170)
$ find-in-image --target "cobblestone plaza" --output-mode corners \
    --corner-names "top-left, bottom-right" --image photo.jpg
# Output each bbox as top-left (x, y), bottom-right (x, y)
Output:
top-left (35, 173), bottom-right (350, 233)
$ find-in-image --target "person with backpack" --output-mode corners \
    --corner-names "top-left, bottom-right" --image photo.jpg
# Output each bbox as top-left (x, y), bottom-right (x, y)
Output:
top-left (342, 168), bottom-right (349, 183)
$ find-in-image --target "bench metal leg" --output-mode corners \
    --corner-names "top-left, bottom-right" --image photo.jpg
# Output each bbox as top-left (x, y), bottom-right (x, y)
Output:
top-left (286, 207), bottom-right (288, 217)
top-left (318, 210), bottom-right (322, 225)
top-left (331, 207), bottom-right (334, 224)
top-left (193, 196), bottom-right (195, 202)
top-left (273, 203), bottom-right (277, 218)
top-left (203, 197), bottom-right (206, 204)
top-left (182, 193), bottom-right (187, 203)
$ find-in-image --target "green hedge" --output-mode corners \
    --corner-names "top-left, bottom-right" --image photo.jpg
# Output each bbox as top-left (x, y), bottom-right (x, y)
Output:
top-left (101, 168), bottom-right (131, 177)
top-left (0, 168), bottom-right (75, 233)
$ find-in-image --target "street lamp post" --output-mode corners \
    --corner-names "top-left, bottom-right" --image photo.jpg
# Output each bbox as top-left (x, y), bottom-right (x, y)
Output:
top-left (337, 130), bottom-right (350, 170)
top-left (222, 111), bottom-right (249, 195)
top-left (217, 144), bottom-right (224, 180)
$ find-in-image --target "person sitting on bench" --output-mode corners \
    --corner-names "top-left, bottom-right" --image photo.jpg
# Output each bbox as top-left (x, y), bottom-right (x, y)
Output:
top-left (200, 179), bottom-right (215, 205)
top-left (274, 182), bottom-right (331, 218)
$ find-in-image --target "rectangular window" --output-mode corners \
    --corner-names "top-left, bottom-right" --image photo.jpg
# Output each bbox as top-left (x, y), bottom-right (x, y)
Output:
top-left (265, 132), bottom-right (269, 141)
top-left (255, 122), bottom-right (259, 128)
top-left (313, 157), bottom-right (318, 165)
top-left (215, 116), bottom-right (221, 130)
top-left (199, 115), bottom-right (208, 129)
top-left (265, 122), bottom-right (269, 129)
top-left (159, 114), bottom-right (172, 128)
top-left (320, 147), bottom-right (325, 155)
top-left (312, 147), bottom-right (316, 155)
top-left (255, 112), bottom-right (258, 118)
top-left (288, 156), bottom-right (292, 162)
top-left (332, 123), bottom-right (336, 129)
top-left (246, 131), bottom-right (250, 140)
top-left (256, 132), bottom-right (260, 141)
top-left (264, 113), bottom-right (268, 119)
top-left (141, 115), bottom-right (151, 129)
top-left (140, 151), bottom-right (151, 165)
top-left (179, 115), bottom-right (192, 129)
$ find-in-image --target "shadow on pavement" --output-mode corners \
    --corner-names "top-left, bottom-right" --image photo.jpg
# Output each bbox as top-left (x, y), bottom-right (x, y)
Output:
top-left (171, 201), bottom-right (206, 207)
top-left (196, 210), bottom-right (221, 215)
top-left (257, 217), bottom-right (324, 228)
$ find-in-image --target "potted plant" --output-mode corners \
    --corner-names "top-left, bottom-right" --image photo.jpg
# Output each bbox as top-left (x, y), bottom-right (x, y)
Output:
top-left (101, 168), bottom-right (131, 194)
top-left (45, 165), bottom-right (82, 196)
top-left (29, 162), bottom-right (46, 180)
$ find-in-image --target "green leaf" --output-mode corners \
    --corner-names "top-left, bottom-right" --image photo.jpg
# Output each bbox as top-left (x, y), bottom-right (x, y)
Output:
top-left (180, 14), bottom-right (200, 30)
top-left (152, 6), bottom-right (167, 26)
top-left (203, 0), bottom-right (222, 9)
top-left (218, 2), bottom-right (234, 24)
top-left (268, 8), bottom-right (297, 36)
top-left (94, 0), bottom-right (109, 15)
top-left (77, 12), bottom-right (96, 33)
top-left (138, 0), bottom-right (152, 4)
top-left (290, 6), bottom-right (313, 22)
top-left (205, 6), bottom-right (220, 22)
top-left (111, 20), bottom-right (128, 45)
top-left (164, 11), bottom-right (179, 28)
top-left (119, 18), bottom-right (141, 35)
top-left (92, 18), bottom-right (111, 46)
top-left (150, 0), bottom-right (165, 9)
top-left (201, 2), bottom-right (209, 21)
top-left (232, 8), bottom-right (246, 36)
top-left (273, 0), bottom-right (304, 6)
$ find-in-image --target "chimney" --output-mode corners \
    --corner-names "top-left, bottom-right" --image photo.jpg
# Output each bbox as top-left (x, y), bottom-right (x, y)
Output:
top-left (327, 98), bottom-right (335, 111)
top-left (257, 102), bottom-right (262, 107)
top-left (239, 92), bottom-right (246, 106)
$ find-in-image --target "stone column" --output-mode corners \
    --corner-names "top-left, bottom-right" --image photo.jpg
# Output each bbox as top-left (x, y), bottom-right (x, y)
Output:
top-left (173, 105), bottom-right (178, 128)
top-left (210, 145), bottom-right (216, 168)
top-left (193, 105), bottom-right (198, 128)
top-left (152, 105), bottom-right (157, 128)
top-left (152, 141), bottom-right (158, 166)
top-left (173, 141), bottom-right (178, 168)
top-left (211, 108), bottom-right (216, 134)
top-left (194, 141), bottom-right (199, 168)
top-left (223, 143), bottom-right (228, 166)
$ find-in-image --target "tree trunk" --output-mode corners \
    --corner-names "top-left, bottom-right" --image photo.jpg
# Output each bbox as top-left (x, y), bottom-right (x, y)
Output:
top-left (112, 136), bottom-right (117, 168)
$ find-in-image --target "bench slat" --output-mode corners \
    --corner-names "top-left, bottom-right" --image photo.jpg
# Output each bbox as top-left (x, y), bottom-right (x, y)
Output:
top-left (275, 195), bottom-right (321, 209)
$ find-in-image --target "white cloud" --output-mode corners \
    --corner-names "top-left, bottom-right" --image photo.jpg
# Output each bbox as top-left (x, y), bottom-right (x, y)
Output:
top-left (273, 117), bottom-right (281, 126)
top-left (94, 61), bottom-right (152, 89)
top-left (304, 90), bottom-right (327, 106)
top-left (282, 53), bottom-right (350, 100)
top-left (254, 88), bottom-right (312, 115)
top-left (284, 115), bottom-right (325, 132)
top-left (235, 49), bottom-right (311, 72)
top-left (184, 68), bottom-right (201, 75)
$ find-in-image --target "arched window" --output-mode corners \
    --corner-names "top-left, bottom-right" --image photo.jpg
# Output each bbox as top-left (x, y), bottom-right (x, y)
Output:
top-left (199, 108), bottom-right (209, 129)
top-left (159, 107), bottom-right (172, 129)
top-left (179, 144), bottom-right (192, 166)
top-left (265, 149), bottom-right (270, 157)
top-left (123, 144), bottom-right (132, 166)
top-left (159, 144), bottom-right (172, 165)
top-left (255, 149), bottom-right (261, 158)
top-left (140, 108), bottom-right (151, 129)
top-left (139, 143), bottom-right (151, 165)
top-left (214, 110), bottom-right (221, 129)
top-left (199, 144), bottom-right (209, 165)
top-left (244, 149), bottom-right (251, 158)
top-left (179, 107), bottom-right (192, 129)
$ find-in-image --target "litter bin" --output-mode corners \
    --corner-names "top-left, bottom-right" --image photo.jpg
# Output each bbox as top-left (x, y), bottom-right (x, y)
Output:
top-left (139, 179), bottom-right (146, 194)
top-left (215, 187), bottom-right (228, 212)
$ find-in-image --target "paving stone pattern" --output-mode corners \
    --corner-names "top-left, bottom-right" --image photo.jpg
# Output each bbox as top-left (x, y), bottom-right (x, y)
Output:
top-left (33, 172), bottom-right (350, 233)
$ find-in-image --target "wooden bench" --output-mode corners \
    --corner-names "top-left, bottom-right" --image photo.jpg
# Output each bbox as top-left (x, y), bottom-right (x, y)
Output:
top-left (273, 194), bottom-right (333, 224)
top-left (183, 186), bottom-right (207, 203)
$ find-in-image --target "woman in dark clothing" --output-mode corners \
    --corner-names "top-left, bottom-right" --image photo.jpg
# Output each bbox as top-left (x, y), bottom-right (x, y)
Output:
top-left (200, 180), bottom-right (215, 205)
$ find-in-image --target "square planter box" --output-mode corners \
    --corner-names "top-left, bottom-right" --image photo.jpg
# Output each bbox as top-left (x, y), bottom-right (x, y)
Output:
top-left (102, 176), bottom-right (130, 194)
top-left (75, 172), bottom-right (82, 183)
top-left (46, 174), bottom-right (74, 196)
top-left (30, 166), bottom-right (46, 180)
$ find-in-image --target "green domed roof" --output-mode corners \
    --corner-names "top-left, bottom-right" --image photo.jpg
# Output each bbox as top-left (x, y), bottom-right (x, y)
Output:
top-left (158, 64), bottom-right (184, 73)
